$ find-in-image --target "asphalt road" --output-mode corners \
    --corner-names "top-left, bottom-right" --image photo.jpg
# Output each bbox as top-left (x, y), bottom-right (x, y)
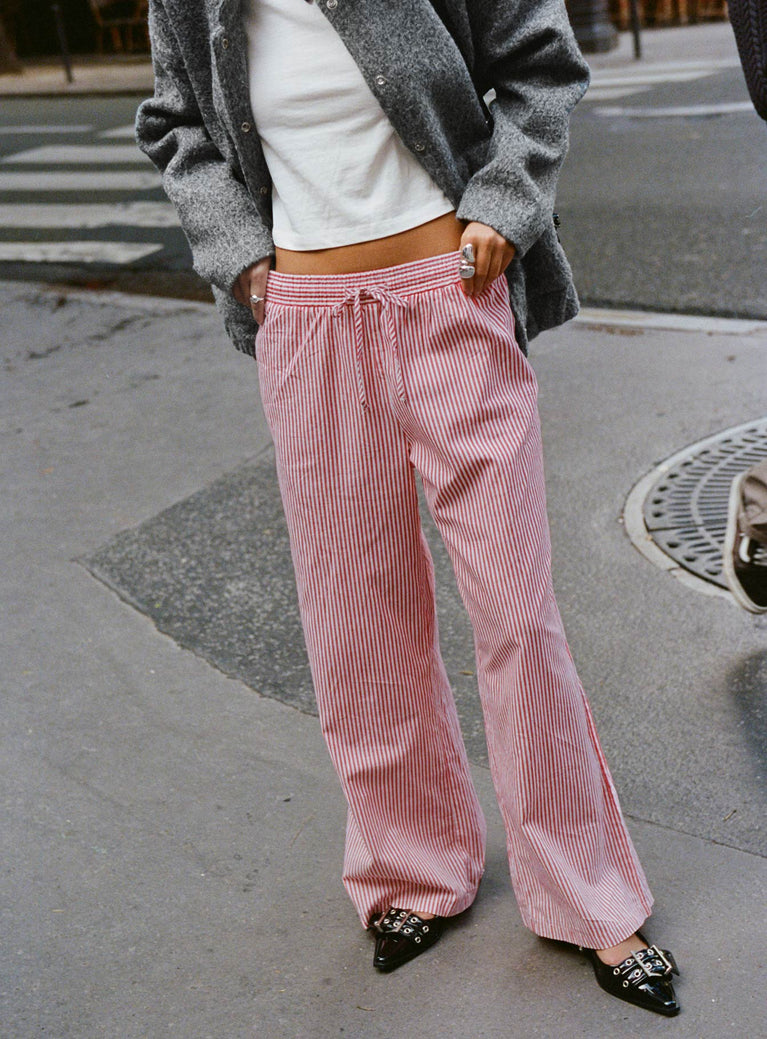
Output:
top-left (0, 62), bottom-right (765, 316)
top-left (561, 64), bottom-right (767, 319)
top-left (0, 95), bottom-right (207, 299)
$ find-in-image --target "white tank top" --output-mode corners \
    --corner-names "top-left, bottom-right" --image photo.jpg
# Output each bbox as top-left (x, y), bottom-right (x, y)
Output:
top-left (242, 0), bottom-right (454, 250)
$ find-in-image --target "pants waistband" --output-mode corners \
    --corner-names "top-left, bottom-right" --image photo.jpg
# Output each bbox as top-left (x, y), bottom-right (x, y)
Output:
top-left (265, 251), bottom-right (463, 307)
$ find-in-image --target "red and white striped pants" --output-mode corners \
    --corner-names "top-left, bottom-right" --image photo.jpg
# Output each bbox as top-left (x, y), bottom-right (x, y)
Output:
top-left (256, 252), bottom-right (653, 947)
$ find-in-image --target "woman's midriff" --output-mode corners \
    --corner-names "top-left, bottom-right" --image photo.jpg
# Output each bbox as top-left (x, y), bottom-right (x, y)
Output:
top-left (274, 211), bottom-right (465, 274)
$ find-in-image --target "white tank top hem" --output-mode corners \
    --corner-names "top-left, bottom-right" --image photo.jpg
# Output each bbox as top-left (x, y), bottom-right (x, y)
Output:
top-left (243, 0), bottom-right (454, 252)
top-left (274, 198), bottom-right (455, 251)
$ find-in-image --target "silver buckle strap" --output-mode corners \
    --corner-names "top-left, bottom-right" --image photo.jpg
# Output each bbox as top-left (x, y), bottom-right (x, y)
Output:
top-left (650, 944), bottom-right (674, 974)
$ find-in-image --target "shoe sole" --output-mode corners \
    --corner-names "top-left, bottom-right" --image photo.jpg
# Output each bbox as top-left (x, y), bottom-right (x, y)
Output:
top-left (722, 472), bottom-right (767, 613)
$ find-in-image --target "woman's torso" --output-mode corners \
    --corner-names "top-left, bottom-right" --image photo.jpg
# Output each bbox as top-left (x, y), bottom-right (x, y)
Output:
top-left (273, 212), bottom-right (465, 274)
top-left (243, 0), bottom-right (462, 273)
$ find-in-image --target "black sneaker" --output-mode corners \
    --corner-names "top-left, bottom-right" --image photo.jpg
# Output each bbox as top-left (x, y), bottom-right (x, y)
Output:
top-left (723, 471), bottom-right (767, 613)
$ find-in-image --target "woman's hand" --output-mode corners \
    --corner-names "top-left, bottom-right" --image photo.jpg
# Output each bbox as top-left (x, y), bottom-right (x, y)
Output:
top-left (459, 222), bottom-right (516, 297)
top-left (232, 256), bottom-right (272, 325)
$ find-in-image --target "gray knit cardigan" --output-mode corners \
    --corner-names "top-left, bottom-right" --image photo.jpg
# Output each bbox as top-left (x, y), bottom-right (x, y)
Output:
top-left (135, 0), bottom-right (590, 356)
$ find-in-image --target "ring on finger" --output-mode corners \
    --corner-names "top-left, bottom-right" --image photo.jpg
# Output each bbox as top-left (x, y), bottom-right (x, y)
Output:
top-left (459, 242), bottom-right (476, 279)
top-left (249, 293), bottom-right (266, 305)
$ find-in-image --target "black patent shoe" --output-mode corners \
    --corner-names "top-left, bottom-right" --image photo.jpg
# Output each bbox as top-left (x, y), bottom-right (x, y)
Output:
top-left (582, 934), bottom-right (680, 1016)
top-left (369, 907), bottom-right (445, 972)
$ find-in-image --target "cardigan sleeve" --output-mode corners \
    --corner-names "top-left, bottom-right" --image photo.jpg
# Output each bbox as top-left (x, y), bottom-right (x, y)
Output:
top-left (135, 0), bottom-right (274, 294)
top-left (456, 0), bottom-right (590, 258)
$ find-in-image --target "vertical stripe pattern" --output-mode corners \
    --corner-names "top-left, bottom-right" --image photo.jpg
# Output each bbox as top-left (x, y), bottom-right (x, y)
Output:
top-left (256, 251), bottom-right (653, 945)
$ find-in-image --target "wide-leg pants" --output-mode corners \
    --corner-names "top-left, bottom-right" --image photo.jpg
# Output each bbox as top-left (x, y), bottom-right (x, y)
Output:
top-left (256, 252), bottom-right (653, 948)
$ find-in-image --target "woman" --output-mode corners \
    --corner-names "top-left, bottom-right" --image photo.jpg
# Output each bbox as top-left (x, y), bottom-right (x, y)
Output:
top-left (136, 0), bottom-right (680, 1016)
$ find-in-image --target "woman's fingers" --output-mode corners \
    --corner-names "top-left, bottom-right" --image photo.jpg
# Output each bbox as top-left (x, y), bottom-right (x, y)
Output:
top-left (232, 257), bottom-right (271, 325)
top-left (473, 232), bottom-right (493, 297)
top-left (232, 269), bottom-right (249, 307)
top-left (459, 222), bottom-right (515, 297)
top-left (248, 261), bottom-right (270, 325)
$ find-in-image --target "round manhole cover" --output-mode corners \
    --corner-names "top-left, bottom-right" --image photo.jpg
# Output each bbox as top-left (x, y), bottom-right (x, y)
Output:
top-left (625, 418), bottom-right (767, 595)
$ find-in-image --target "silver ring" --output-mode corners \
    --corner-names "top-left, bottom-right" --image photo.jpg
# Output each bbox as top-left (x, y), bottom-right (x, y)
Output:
top-left (459, 262), bottom-right (475, 280)
top-left (461, 243), bottom-right (475, 264)
top-left (249, 293), bottom-right (266, 305)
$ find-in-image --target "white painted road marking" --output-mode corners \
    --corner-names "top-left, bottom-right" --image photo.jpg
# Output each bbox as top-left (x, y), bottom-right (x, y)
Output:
top-left (0, 202), bottom-right (179, 228)
top-left (0, 241), bottom-right (164, 263)
top-left (584, 58), bottom-right (744, 101)
top-left (99, 125), bottom-right (139, 139)
top-left (589, 69), bottom-right (726, 90)
top-left (0, 171), bottom-right (163, 191)
top-left (594, 101), bottom-right (755, 119)
top-left (0, 123), bottom-right (171, 266)
top-left (589, 58), bottom-right (740, 82)
top-left (1, 144), bottom-right (151, 164)
top-left (0, 124), bottom-right (94, 135)
top-left (582, 86), bottom-right (652, 102)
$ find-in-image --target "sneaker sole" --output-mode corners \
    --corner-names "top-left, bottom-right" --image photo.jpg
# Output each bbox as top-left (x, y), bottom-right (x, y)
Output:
top-left (722, 471), bottom-right (767, 614)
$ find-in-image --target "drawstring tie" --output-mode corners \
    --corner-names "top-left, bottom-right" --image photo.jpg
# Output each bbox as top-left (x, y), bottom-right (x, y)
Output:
top-left (331, 286), bottom-right (409, 412)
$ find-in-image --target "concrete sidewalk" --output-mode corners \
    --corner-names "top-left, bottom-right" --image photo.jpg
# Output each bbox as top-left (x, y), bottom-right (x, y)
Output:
top-left (0, 53), bottom-right (154, 97)
top-left (1, 279), bottom-right (765, 1037)
top-left (0, 22), bottom-right (741, 96)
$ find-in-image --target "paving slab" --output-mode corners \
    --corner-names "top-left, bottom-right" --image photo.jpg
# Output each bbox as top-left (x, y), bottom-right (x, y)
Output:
top-left (1, 281), bottom-right (765, 1038)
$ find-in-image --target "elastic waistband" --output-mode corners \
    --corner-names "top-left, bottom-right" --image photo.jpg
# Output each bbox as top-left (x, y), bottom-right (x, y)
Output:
top-left (265, 251), bottom-right (462, 307)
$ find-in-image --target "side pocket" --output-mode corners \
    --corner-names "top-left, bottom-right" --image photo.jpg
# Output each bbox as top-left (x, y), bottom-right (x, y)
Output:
top-left (253, 301), bottom-right (280, 366)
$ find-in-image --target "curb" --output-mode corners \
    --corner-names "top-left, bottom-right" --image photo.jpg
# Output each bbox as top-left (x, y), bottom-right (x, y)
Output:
top-left (575, 307), bottom-right (767, 336)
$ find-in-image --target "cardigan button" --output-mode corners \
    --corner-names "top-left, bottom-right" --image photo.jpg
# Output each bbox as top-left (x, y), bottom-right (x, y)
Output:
top-left (326, 0), bottom-right (337, 8)
top-left (375, 75), bottom-right (386, 87)
top-left (413, 141), bottom-right (425, 152)
top-left (221, 37), bottom-right (229, 49)
top-left (259, 185), bottom-right (269, 196)
top-left (241, 121), bottom-right (252, 133)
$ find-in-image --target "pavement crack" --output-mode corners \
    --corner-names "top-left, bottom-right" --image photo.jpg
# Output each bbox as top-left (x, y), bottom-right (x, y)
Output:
top-left (27, 342), bottom-right (64, 360)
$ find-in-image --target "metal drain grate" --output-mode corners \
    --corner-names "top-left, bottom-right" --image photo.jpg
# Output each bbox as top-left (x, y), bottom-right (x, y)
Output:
top-left (642, 418), bottom-right (767, 588)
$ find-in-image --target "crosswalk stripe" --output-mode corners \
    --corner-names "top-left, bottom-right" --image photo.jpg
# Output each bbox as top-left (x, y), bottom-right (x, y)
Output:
top-left (582, 86), bottom-right (652, 102)
top-left (0, 124), bottom-right (94, 135)
top-left (1, 145), bottom-right (151, 165)
top-left (590, 58), bottom-right (740, 80)
top-left (0, 241), bottom-right (164, 263)
top-left (594, 100), bottom-right (756, 118)
top-left (99, 125), bottom-right (139, 139)
top-left (0, 202), bottom-right (179, 228)
top-left (0, 171), bottom-right (162, 191)
top-left (588, 69), bottom-right (724, 89)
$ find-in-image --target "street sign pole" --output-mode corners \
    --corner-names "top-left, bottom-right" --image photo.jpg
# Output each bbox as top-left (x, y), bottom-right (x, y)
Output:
top-left (629, 0), bottom-right (643, 59)
top-left (51, 4), bottom-right (74, 84)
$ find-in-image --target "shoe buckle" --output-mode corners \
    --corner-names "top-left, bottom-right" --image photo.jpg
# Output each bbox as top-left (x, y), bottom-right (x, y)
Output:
top-left (373, 907), bottom-right (410, 935)
top-left (370, 910), bottom-right (386, 935)
top-left (391, 909), bottom-right (410, 934)
top-left (631, 945), bottom-right (672, 979)
top-left (630, 949), bottom-right (656, 979)
top-left (650, 944), bottom-right (675, 975)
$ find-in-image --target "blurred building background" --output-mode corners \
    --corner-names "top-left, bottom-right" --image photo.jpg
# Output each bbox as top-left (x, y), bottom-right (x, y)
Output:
top-left (607, 0), bottom-right (728, 28)
top-left (1, 0), bottom-right (148, 59)
top-left (0, 0), bottom-right (731, 62)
